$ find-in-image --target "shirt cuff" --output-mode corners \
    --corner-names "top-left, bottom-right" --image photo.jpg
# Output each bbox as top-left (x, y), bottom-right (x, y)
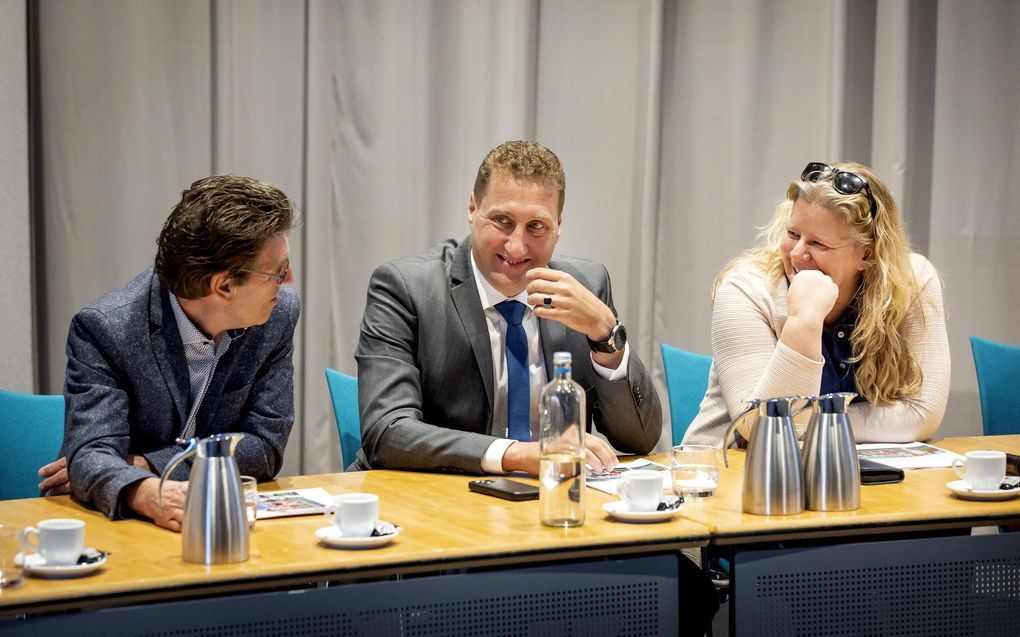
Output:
top-left (591, 342), bottom-right (631, 381)
top-left (481, 438), bottom-right (517, 474)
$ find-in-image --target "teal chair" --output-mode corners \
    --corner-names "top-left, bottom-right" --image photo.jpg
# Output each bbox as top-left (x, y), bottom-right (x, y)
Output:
top-left (970, 335), bottom-right (1020, 435)
top-left (659, 344), bottom-right (712, 445)
top-left (325, 368), bottom-right (361, 469)
top-left (0, 389), bottom-right (65, 500)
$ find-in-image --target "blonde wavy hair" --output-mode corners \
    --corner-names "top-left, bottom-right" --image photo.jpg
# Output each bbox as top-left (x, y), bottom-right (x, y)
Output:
top-left (712, 162), bottom-right (922, 404)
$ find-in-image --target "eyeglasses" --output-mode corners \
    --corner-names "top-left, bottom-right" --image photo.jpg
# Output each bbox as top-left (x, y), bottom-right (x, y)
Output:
top-left (800, 162), bottom-right (877, 217)
top-left (241, 263), bottom-right (290, 285)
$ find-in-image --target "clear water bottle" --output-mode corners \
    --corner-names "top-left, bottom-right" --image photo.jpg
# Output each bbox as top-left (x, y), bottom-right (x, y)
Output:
top-left (539, 352), bottom-right (586, 527)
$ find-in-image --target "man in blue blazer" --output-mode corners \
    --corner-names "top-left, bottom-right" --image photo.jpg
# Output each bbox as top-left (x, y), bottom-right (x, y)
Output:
top-left (353, 141), bottom-right (661, 475)
top-left (38, 175), bottom-right (300, 531)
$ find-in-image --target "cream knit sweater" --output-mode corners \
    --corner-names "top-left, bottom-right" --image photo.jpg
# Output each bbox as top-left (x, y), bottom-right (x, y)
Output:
top-left (683, 253), bottom-right (950, 446)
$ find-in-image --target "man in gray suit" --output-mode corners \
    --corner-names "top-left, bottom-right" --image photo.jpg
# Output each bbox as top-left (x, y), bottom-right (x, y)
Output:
top-left (37, 175), bottom-right (300, 531)
top-left (353, 140), bottom-right (661, 474)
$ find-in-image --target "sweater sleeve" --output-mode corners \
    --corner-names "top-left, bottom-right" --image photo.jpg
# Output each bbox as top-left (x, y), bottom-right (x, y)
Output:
top-left (711, 270), bottom-right (823, 440)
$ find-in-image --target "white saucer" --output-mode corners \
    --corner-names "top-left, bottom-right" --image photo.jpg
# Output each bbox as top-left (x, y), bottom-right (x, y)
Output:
top-left (315, 521), bottom-right (401, 549)
top-left (16, 548), bottom-right (108, 578)
top-left (947, 480), bottom-right (1020, 501)
top-left (603, 497), bottom-right (682, 523)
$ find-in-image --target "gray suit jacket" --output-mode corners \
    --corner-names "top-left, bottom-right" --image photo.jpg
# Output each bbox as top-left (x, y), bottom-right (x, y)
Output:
top-left (353, 237), bottom-right (661, 473)
top-left (62, 268), bottom-right (300, 519)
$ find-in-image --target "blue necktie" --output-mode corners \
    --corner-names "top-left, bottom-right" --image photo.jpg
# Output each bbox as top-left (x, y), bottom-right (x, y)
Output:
top-left (494, 300), bottom-right (530, 441)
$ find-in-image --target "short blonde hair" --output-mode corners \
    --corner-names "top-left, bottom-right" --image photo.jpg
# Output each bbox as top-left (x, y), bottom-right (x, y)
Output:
top-left (713, 162), bottom-right (924, 404)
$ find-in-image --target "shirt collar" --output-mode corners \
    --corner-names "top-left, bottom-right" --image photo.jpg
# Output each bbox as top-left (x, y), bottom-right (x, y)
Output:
top-left (169, 294), bottom-right (212, 346)
top-left (470, 252), bottom-right (531, 310)
top-left (168, 294), bottom-right (245, 345)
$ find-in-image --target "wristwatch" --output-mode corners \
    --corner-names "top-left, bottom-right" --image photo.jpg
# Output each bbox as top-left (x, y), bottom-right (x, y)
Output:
top-left (587, 322), bottom-right (627, 354)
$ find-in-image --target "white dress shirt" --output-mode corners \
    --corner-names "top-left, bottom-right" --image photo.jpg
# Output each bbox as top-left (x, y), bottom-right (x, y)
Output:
top-left (470, 255), bottom-right (630, 472)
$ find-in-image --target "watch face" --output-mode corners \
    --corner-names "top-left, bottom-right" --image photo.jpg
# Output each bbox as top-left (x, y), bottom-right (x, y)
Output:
top-left (612, 323), bottom-right (627, 349)
top-left (590, 323), bottom-right (625, 353)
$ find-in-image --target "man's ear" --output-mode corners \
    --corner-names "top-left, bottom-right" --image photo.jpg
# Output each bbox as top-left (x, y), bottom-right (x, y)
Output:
top-left (209, 272), bottom-right (235, 299)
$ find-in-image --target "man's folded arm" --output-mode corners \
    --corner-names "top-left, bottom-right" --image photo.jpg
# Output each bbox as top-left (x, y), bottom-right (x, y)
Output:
top-left (64, 310), bottom-right (155, 519)
top-left (591, 353), bottom-right (662, 455)
top-left (228, 295), bottom-right (301, 480)
top-left (586, 269), bottom-right (662, 456)
top-left (356, 263), bottom-right (494, 473)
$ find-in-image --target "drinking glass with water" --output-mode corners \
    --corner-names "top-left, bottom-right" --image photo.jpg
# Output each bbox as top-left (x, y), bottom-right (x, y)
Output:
top-left (672, 444), bottom-right (719, 498)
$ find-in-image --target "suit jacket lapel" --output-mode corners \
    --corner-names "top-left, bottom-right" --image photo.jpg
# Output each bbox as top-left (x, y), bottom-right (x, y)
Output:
top-left (538, 315), bottom-right (567, 379)
top-left (149, 276), bottom-right (191, 431)
top-left (449, 238), bottom-right (495, 412)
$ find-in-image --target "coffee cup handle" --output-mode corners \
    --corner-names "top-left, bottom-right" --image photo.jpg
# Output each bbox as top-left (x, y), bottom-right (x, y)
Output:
top-left (617, 481), bottom-right (631, 501)
top-left (324, 503), bottom-right (340, 523)
top-left (952, 458), bottom-right (967, 481)
top-left (20, 526), bottom-right (40, 556)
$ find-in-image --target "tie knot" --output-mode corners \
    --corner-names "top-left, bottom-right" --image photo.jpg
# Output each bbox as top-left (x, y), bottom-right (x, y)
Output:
top-left (495, 300), bottom-right (526, 325)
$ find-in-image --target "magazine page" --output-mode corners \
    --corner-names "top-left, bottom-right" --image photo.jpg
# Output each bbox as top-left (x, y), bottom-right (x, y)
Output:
top-left (856, 442), bottom-right (964, 470)
top-left (256, 487), bottom-right (334, 519)
top-left (586, 459), bottom-right (671, 496)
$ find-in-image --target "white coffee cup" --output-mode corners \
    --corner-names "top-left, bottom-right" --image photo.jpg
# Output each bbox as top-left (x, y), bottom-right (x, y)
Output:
top-left (324, 493), bottom-right (379, 537)
top-left (617, 470), bottom-right (664, 512)
top-left (952, 450), bottom-right (1006, 491)
top-left (20, 518), bottom-right (85, 566)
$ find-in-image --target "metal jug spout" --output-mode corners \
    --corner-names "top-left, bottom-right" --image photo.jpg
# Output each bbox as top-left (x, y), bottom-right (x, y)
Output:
top-left (764, 395), bottom-right (813, 418)
top-left (815, 392), bottom-right (857, 414)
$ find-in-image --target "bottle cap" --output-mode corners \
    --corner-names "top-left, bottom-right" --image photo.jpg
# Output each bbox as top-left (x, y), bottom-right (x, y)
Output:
top-left (553, 351), bottom-right (572, 366)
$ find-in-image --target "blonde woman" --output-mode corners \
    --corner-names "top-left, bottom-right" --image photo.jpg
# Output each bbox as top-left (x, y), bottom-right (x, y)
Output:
top-left (684, 162), bottom-right (950, 446)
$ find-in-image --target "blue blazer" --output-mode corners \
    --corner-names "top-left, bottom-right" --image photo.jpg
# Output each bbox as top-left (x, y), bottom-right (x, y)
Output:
top-left (62, 268), bottom-right (300, 519)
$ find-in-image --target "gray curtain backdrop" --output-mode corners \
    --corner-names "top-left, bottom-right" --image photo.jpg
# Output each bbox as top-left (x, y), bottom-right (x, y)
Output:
top-left (0, 0), bottom-right (32, 393)
top-left (8, 0), bottom-right (1018, 476)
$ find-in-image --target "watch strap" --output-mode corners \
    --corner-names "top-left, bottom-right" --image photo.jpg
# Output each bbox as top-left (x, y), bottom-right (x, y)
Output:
top-left (587, 322), bottom-right (625, 354)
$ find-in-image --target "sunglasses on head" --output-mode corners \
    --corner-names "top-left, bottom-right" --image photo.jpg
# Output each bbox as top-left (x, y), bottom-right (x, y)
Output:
top-left (800, 162), bottom-right (877, 217)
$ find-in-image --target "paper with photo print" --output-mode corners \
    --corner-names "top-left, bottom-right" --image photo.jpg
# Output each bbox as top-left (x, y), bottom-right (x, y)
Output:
top-left (856, 442), bottom-right (963, 470)
top-left (586, 459), bottom-right (672, 495)
top-left (256, 487), bottom-right (334, 519)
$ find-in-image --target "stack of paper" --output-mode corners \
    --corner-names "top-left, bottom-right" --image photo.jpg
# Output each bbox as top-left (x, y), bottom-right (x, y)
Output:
top-left (856, 442), bottom-right (964, 470)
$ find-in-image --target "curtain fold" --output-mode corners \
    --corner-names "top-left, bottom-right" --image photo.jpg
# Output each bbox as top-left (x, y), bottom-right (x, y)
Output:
top-left (25, 0), bottom-right (1019, 474)
top-left (0, 0), bottom-right (33, 392)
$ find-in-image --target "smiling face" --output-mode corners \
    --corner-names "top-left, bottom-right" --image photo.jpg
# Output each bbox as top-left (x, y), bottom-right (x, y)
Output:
top-left (228, 232), bottom-right (293, 328)
top-left (781, 198), bottom-right (870, 316)
top-left (467, 172), bottom-right (562, 297)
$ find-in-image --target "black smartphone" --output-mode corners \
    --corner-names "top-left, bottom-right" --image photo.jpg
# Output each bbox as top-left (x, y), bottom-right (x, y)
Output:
top-left (468, 478), bottom-right (540, 501)
top-left (858, 457), bottom-right (905, 485)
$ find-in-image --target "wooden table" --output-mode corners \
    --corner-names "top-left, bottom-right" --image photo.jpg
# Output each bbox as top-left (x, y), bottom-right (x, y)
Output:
top-left (0, 468), bottom-right (710, 625)
top-left (677, 435), bottom-right (1020, 544)
top-left (682, 434), bottom-right (1020, 637)
top-left (1, 435), bottom-right (1017, 635)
